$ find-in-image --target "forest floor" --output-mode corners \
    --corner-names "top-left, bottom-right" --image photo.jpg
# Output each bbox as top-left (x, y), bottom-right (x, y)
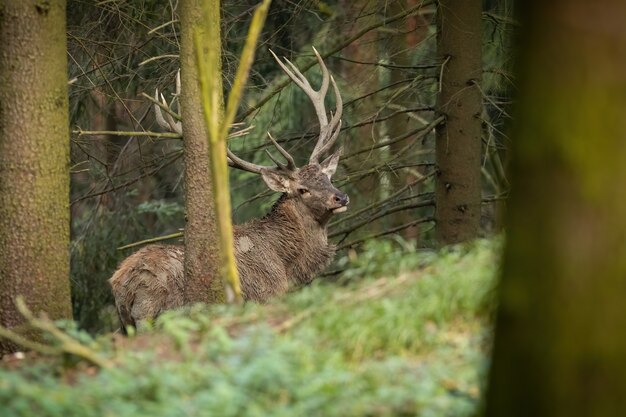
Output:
top-left (0, 239), bottom-right (500, 417)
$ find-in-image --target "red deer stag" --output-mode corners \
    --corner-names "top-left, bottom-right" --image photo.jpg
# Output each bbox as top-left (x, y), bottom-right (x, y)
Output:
top-left (109, 48), bottom-right (347, 330)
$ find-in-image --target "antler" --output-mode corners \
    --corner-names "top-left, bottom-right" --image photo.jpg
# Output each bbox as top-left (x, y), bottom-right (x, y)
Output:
top-left (151, 48), bottom-right (342, 176)
top-left (150, 71), bottom-right (289, 174)
top-left (227, 47), bottom-right (342, 174)
top-left (152, 70), bottom-right (253, 140)
top-left (226, 132), bottom-right (296, 174)
top-left (269, 47), bottom-right (343, 163)
top-left (154, 70), bottom-right (183, 135)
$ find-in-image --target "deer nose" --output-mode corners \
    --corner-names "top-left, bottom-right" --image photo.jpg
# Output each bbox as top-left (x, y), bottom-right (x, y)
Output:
top-left (333, 192), bottom-right (349, 206)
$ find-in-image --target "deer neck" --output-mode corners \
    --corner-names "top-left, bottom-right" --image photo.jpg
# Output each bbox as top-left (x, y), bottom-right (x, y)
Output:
top-left (271, 193), bottom-right (334, 226)
top-left (236, 194), bottom-right (334, 287)
top-left (270, 196), bottom-right (335, 284)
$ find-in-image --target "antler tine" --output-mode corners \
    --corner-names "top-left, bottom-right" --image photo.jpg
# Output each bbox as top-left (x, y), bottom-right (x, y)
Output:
top-left (227, 148), bottom-right (267, 174)
top-left (264, 150), bottom-right (287, 170)
top-left (154, 87), bottom-right (183, 135)
top-left (312, 119), bottom-right (342, 162)
top-left (328, 74), bottom-right (343, 130)
top-left (270, 47), bottom-right (332, 145)
top-left (310, 73), bottom-right (343, 163)
top-left (227, 132), bottom-right (297, 175)
top-left (267, 132), bottom-right (296, 171)
top-left (269, 50), bottom-right (307, 94)
top-left (174, 69), bottom-right (181, 113)
top-left (311, 46), bottom-right (331, 108)
top-left (270, 47), bottom-right (342, 164)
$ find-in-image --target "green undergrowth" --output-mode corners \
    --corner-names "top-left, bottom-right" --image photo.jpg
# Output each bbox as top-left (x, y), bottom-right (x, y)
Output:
top-left (0, 238), bottom-right (500, 417)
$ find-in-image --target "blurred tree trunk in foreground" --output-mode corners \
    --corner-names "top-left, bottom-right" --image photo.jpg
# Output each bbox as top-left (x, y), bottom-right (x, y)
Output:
top-left (0, 0), bottom-right (72, 352)
top-left (486, 1), bottom-right (626, 415)
top-left (179, 0), bottom-right (223, 303)
top-left (435, 0), bottom-right (482, 245)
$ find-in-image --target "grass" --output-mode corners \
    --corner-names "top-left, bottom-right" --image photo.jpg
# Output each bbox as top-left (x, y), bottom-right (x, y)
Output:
top-left (0, 238), bottom-right (500, 417)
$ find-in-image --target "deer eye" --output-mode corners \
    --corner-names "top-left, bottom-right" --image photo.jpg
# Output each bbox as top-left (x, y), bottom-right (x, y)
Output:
top-left (298, 188), bottom-right (309, 195)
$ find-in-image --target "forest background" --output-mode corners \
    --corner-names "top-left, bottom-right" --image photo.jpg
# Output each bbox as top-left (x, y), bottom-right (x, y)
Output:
top-left (2, 0), bottom-right (625, 416)
top-left (63, 0), bottom-right (510, 331)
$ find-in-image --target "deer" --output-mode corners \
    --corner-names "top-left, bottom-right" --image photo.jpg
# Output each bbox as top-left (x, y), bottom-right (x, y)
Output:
top-left (109, 48), bottom-right (348, 330)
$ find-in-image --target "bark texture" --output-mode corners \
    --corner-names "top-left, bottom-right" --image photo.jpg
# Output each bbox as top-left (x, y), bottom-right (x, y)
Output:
top-left (485, 2), bottom-right (626, 415)
top-left (435, 0), bottom-right (482, 244)
top-left (0, 0), bottom-right (72, 352)
top-left (340, 0), bottom-right (380, 232)
top-left (387, 0), bottom-right (430, 240)
top-left (179, 0), bottom-right (222, 303)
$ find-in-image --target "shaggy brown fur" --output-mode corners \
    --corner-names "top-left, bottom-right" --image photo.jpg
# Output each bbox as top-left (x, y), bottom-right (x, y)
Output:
top-left (109, 159), bottom-right (348, 329)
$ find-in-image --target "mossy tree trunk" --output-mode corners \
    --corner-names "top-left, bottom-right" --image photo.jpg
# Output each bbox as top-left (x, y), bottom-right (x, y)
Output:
top-left (195, 0), bottom-right (270, 304)
top-left (485, 1), bottom-right (626, 415)
top-left (195, 0), bottom-right (241, 304)
top-left (179, 0), bottom-right (224, 303)
top-left (435, 0), bottom-right (482, 245)
top-left (0, 0), bottom-right (72, 352)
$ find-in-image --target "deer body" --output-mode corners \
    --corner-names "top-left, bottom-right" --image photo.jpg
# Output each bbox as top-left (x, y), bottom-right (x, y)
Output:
top-left (111, 191), bottom-right (338, 328)
top-left (232, 195), bottom-right (336, 300)
top-left (110, 48), bottom-right (347, 330)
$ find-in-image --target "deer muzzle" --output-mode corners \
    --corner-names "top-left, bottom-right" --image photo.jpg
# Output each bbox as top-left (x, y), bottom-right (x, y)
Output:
top-left (331, 192), bottom-right (349, 213)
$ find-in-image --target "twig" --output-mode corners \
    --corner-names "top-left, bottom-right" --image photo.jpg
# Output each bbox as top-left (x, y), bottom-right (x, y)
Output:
top-left (70, 151), bottom-right (183, 205)
top-left (0, 297), bottom-right (113, 368)
top-left (0, 325), bottom-right (60, 355)
top-left (117, 231), bottom-right (183, 250)
top-left (329, 174), bottom-right (435, 228)
top-left (343, 116), bottom-right (443, 160)
top-left (330, 200), bottom-right (435, 240)
top-left (338, 216), bottom-right (435, 250)
top-left (139, 54), bottom-right (180, 66)
top-left (334, 56), bottom-right (441, 71)
top-left (438, 55), bottom-right (451, 93)
top-left (73, 128), bottom-right (181, 139)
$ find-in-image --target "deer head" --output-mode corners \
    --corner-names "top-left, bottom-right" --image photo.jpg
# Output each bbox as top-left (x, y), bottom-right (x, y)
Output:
top-left (226, 47), bottom-right (348, 224)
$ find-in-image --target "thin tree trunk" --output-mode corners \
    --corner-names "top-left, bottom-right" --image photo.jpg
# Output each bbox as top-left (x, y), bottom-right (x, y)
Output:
top-left (340, 0), bottom-right (381, 229)
top-left (179, 0), bottom-right (223, 303)
top-left (387, 0), bottom-right (430, 241)
top-left (435, 0), bottom-right (482, 245)
top-left (485, 2), bottom-right (626, 415)
top-left (0, 0), bottom-right (72, 352)
top-left (197, 0), bottom-right (242, 304)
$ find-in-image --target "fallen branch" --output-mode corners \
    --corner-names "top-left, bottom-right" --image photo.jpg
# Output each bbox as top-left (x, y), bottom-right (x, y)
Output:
top-left (0, 297), bottom-right (113, 368)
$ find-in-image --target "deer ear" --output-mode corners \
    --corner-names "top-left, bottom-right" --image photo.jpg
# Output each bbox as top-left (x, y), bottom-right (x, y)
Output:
top-left (261, 169), bottom-right (291, 192)
top-left (320, 148), bottom-right (342, 178)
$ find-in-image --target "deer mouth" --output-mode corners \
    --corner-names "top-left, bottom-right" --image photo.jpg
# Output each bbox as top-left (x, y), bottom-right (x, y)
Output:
top-left (330, 193), bottom-right (349, 214)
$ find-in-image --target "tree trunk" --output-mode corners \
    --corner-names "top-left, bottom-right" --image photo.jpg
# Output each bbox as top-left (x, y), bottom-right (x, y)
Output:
top-left (435, 0), bottom-right (482, 245)
top-left (179, 0), bottom-right (223, 303)
top-left (387, 0), bottom-right (430, 241)
top-left (340, 0), bottom-right (381, 233)
top-left (0, 0), bottom-right (72, 352)
top-left (197, 0), bottom-right (243, 304)
top-left (485, 2), bottom-right (626, 415)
